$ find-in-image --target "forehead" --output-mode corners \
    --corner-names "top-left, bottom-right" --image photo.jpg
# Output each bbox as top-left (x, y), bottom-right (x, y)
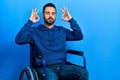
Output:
top-left (44, 7), bottom-right (56, 12)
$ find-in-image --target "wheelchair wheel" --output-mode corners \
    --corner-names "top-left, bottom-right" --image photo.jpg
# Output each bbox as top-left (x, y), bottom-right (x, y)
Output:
top-left (19, 67), bottom-right (39, 80)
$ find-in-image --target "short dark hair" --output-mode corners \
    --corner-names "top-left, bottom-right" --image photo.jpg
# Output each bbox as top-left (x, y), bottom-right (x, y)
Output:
top-left (42, 3), bottom-right (56, 14)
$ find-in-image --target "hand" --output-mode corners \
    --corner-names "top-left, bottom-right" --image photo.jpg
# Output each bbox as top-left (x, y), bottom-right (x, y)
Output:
top-left (29, 8), bottom-right (40, 23)
top-left (60, 7), bottom-right (72, 21)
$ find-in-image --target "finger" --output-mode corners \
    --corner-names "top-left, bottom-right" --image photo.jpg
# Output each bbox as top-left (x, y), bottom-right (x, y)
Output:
top-left (62, 14), bottom-right (66, 20)
top-left (36, 15), bottom-right (40, 21)
top-left (63, 7), bottom-right (66, 11)
top-left (65, 7), bottom-right (68, 13)
top-left (32, 9), bottom-right (34, 14)
top-left (32, 9), bottom-right (33, 12)
top-left (60, 8), bottom-right (65, 13)
top-left (66, 8), bottom-right (69, 14)
top-left (61, 6), bottom-right (67, 12)
top-left (62, 7), bottom-right (68, 14)
top-left (32, 9), bottom-right (36, 14)
top-left (36, 9), bottom-right (39, 14)
top-left (62, 16), bottom-right (65, 21)
top-left (63, 6), bottom-right (66, 10)
top-left (34, 8), bottom-right (37, 12)
top-left (66, 8), bottom-right (68, 12)
top-left (62, 17), bottom-right (67, 21)
top-left (33, 8), bottom-right (38, 14)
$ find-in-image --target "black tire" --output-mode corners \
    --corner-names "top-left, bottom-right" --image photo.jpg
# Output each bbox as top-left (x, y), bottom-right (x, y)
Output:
top-left (19, 67), bottom-right (39, 80)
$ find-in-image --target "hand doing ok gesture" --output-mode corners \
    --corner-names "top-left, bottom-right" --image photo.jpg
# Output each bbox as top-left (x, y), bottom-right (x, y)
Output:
top-left (29, 9), bottom-right (40, 23)
top-left (60, 7), bottom-right (72, 21)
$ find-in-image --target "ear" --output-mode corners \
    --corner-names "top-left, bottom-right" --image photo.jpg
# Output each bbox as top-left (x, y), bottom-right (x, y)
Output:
top-left (42, 14), bottom-right (44, 18)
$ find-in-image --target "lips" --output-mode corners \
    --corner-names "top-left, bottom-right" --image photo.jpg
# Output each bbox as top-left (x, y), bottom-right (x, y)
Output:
top-left (48, 17), bottom-right (53, 20)
top-left (48, 18), bottom-right (53, 22)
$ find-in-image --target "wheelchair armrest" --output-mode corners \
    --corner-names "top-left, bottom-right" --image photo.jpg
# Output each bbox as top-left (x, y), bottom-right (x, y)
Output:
top-left (66, 49), bottom-right (87, 69)
top-left (66, 50), bottom-right (84, 56)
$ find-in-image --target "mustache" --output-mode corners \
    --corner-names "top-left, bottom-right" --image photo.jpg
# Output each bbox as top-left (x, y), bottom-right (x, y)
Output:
top-left (48, 17), bottom-right (53, 20)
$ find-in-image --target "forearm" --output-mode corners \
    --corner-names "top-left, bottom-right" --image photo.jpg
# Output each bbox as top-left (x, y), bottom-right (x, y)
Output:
top-left (15, 20), bottom-right (33, 45)
top-left (66, 18), bottom-right (83, 41)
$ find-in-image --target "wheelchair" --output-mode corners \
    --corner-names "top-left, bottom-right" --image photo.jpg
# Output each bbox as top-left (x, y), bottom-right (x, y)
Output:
top-left (19, 49), bottom-right (88, 80)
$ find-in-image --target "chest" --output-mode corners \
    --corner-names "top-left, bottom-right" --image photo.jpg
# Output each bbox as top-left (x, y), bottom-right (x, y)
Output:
top-left (32, 29), bottom-right (66, 46)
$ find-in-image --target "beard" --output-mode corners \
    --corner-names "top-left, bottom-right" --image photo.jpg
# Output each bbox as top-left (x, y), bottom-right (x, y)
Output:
top-left (44, 17), bottom-right (56, 25)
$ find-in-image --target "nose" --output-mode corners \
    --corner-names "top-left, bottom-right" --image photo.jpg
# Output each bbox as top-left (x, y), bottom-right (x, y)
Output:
top-left (49, 13), bottom-right (53, 17)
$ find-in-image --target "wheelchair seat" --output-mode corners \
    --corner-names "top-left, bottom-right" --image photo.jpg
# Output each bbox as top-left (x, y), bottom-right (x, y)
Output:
top-left (19, 50), bottom-right (88, 80)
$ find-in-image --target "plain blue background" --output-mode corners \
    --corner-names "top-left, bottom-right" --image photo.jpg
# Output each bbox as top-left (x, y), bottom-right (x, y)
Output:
top-left (0, 0), bottom-right (120, 80)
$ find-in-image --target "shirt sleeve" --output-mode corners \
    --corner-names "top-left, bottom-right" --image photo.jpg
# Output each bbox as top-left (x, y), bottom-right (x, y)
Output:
top-left (15, 20), bottom-right (33, 45)
top-left (66, 18), bottom-right (83, 41)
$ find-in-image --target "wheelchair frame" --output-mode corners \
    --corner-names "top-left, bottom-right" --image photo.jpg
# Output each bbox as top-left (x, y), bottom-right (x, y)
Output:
top-left (19, 50), bottom-right (87, 80)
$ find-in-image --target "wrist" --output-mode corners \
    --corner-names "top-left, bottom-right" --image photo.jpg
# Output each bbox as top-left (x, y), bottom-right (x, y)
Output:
top-left (68, 17), bottom-right (73, 22)
top-left (27, 19), bottom-right (34, 25)
top-left (29, 17), bottom-right (34, 22)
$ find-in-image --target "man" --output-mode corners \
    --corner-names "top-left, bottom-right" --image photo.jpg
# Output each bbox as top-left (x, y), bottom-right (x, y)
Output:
top-left (16, 3), bottom-right (88, 80)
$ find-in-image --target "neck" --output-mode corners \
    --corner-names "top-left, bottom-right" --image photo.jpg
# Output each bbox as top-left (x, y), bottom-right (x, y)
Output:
top-left (44, 23), bottom-right (54, 29)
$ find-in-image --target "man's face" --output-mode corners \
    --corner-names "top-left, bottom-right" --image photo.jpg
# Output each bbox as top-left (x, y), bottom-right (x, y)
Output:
top-left (43, 7), bottom-right (56, 25)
